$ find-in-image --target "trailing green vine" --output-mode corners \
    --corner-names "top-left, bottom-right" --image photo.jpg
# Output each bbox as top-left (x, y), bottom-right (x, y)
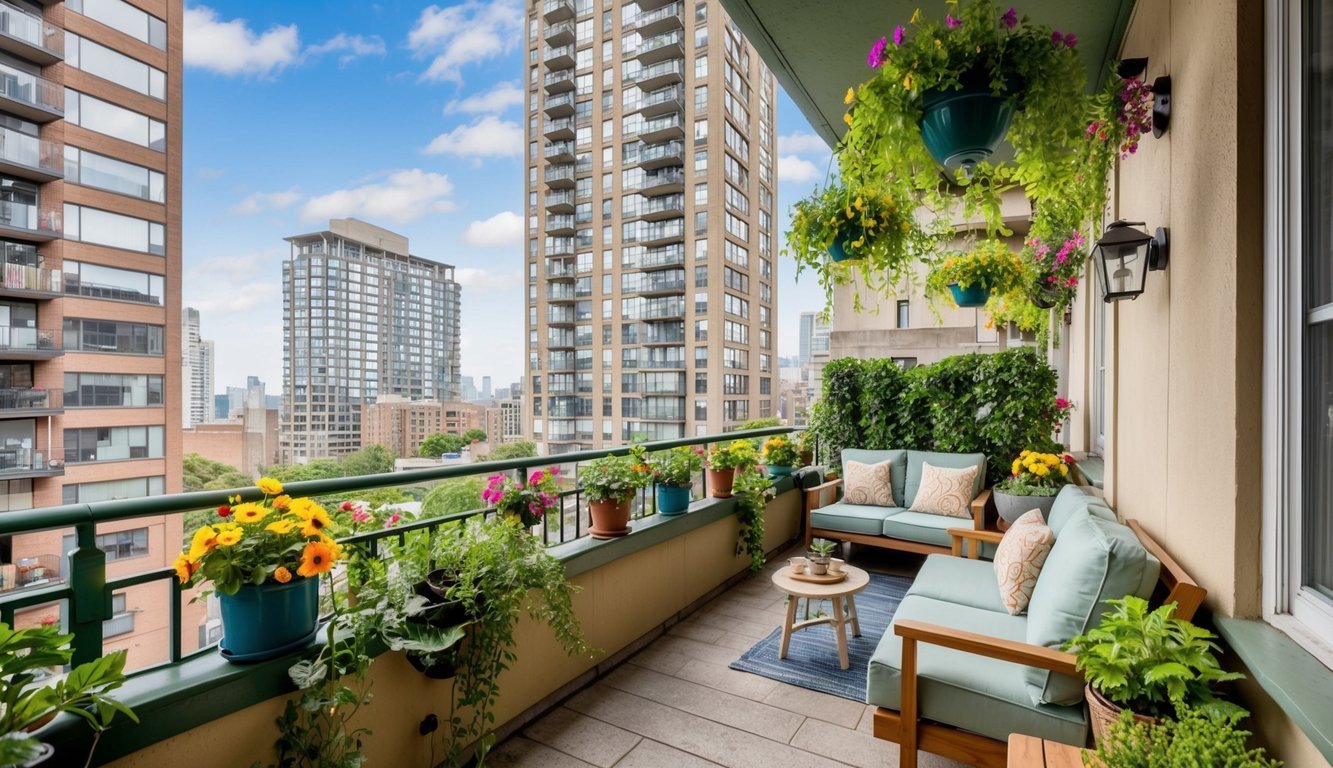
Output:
top-left (732, 467), bottom-right (774, 572)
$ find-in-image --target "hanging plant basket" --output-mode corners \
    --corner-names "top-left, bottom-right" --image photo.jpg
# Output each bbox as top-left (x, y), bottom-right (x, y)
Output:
top-left (827, 228), bottom-right (863, 262)
top-left (1028, 281), bottom-right (1066, 309)
top-left (919, 86), bottom-right (1015, 174)
top-left (949, 282), bottom-right (991, 308)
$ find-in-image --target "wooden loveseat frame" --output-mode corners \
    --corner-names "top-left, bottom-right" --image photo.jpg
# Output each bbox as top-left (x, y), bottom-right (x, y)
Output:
top-left (803, 477), bottom-right (993, 556)
top-left (874, 519), bottom-right (1206, 768)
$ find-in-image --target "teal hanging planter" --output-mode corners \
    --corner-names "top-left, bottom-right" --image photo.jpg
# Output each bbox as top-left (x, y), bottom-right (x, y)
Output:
top-left (919, 87), bottom-right (1015, 176)
top-left (827, 229), bottom-right (862, 262)
top-left (766, 465), bottom-right (794, 479)
top-left (949, 282), bottom-right (991, 308)
top-left (656, 484), bottom-right (691, 516)
top-left (218, 576), bottom-right (320, 662)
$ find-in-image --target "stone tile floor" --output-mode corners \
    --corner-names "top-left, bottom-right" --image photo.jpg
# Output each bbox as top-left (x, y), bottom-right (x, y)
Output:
top-left (490, 545), bottom-right (968, 768)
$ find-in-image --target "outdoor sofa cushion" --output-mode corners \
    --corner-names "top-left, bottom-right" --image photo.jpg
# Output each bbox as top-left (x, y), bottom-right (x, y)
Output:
top-left (866, 594), bottom-right (1088, 745)
top-left (880, 510), bottom-right (969, 548)
top-left (904, 451), bottom-right (986, 508)
top-left (907, 462), bottom-right (981, 518)
top-left (843, 459), bottom-right (896, 506)
top-left (841, 449), bottom-right (908, 507)
top-left (810, 503), bottom-right (905, 537)
top-left (905, 554), bottom-right (1007, 613)
top-left (993, 509), bottom-right (1055, 615)
top-left (1046, 484), bottom-right (1116, 535)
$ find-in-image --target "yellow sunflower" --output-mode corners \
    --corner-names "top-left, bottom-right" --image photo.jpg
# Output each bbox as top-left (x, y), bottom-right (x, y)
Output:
top-left (231, 503), bottom-right (269, 524)
top-left (265, 518), bottom-right (297, 535)
top-left (216, 528), bottom-right (243, 547)
top-left (187, 525), bottom-right (218, 562)
top-left (298, 508), bottom-right (334, 538)
top-left (256, 477), bottom-right (283, 495)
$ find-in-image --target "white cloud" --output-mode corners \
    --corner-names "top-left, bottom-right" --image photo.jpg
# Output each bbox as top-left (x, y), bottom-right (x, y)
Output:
top-left (232, 189), bottom-right (302, 215)
top-left (305, 33), bottom-right (386, 64)
top-left (445, 82), bottom-right (524, 114)
top-left (779, 132), bottom-right (832, 156)
top-left (455, 266), bottom-right (521, 292)
top-left (423, 115), bottom-right (523, 158)
top-left (408, 1), bottom-right (523, 83)
top-left (184, 6), bottom-right (300, 76)
top-left (188, 282), bottom-right (282, 315)
top-left (461, 211), bottom-right (523, 247)
top-left (778, 155), bottom-right (822, 184)
top-left (187, 249), bottom-right (278, 285)
top-left (300, 169), bottom-right (456, 224)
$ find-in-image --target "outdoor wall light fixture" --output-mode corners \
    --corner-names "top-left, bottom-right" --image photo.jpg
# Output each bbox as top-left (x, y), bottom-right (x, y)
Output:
top-left (1117, 58), bottom-right (1171, 137)
top-left (1093, 220), bottom-right (1169, 302)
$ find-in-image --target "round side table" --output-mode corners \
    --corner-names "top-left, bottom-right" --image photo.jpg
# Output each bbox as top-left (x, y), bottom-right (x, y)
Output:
top-left (770, 564), bottom-right (871, 670)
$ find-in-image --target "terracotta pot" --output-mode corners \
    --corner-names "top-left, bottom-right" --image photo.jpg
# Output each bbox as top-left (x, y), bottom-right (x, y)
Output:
top-left (588, 496), bottom-right (632, 539)
top-left (1085, 685), bottom-right (1158, 746)
top-left (707, 467), bottom-right (736, 498)
top-left (798, 450), bottom-right (814, 467)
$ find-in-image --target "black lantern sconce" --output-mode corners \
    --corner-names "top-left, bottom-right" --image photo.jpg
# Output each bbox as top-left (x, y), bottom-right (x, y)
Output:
top-left (1093, 221), bottom-right (1169, 302)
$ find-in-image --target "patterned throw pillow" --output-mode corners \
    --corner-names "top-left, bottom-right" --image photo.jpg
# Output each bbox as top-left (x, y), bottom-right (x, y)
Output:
top-left (908, 462), bottom-right (979, 518)
top-left (843, 460), bottom-right (895, 506)
top-left (993, 509), bottom-right (1055, 615)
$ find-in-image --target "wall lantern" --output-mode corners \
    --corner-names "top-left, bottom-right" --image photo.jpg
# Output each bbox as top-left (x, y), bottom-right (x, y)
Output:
top-left (1093, 220), bottom-right (1169, 302)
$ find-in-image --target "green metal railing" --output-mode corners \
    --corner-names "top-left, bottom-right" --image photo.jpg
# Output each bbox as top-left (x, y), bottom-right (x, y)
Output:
top-left (0, 428), bottom-right (793, 669)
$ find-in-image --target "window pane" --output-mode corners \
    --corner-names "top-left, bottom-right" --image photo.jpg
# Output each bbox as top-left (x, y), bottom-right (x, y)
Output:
top-left (1304, 321), bottom-right (1333, 600)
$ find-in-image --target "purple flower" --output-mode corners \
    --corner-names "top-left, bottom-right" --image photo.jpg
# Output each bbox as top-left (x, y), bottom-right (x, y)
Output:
top-left (867, 36), bottom-right (887, 67)
top-left (946, 14), bottom-right (960, 29)
top-left (1001, 7), bottom-right (1018, 29)
top-left (1063, 32), bottom-right (1077, 48)
top-left (893, 25), bottom-right (905, 46)
top-left (1051, 30), bottom-right (1063, 46)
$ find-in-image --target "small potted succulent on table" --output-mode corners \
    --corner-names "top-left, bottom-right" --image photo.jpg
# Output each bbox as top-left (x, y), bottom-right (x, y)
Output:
top-left (760, 435), bottom-right (802, 478)
top-left (993, 449), bottom-right (1072, 528)
top-left (648, 446), bottom-right (703, 516)
top-left (706, 439), bottom-right (758, 499)
top-left (480, 466), bottom-right (563, 528)
top-left (806, 538), bottom-right (839, 576)
top-left (578, 446), bottom-right (652, 538)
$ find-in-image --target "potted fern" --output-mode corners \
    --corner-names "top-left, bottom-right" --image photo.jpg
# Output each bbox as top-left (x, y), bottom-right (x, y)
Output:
top-left (1094, 707), bottom-right (1282, 768)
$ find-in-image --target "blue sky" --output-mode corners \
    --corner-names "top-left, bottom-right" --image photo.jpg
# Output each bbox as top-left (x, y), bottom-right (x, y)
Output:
top-left (182, 0), bottom-right (832, 394)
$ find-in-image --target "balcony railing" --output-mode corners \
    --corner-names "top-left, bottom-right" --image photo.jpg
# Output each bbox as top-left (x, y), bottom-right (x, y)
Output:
top-left (543, 116), bottom-right (576, 140)
top-left (0, 3), bottom-right (64, 63)
top-left (544, 19), bottom-right (575, 45)
top-left (543, 44), bottom-right (575, 68)
top-left (0, 261), bottom-right (59, 294)
top-left (639, 244), bottom-right (686, 269)
top-left (0, 325), bottom-right (59, 352)
top-left (0, 125), bottom-right (60, 180)
top-left (542, 0), bottom-right (574, 22)
top-left (0, 386), bottom-right (59, 411)
top-left (0, 446), bottom-right (61, 476)
top-left (0, 202), bottom-right (60, 239)
top-left (0, 65), bottom-right (62, 120)
top-left (0, 553), bottom-right (61, 591)
top-left (635, 30), bottom-right (684, 63)
top-left (635, 1), bottom-right (682, 35)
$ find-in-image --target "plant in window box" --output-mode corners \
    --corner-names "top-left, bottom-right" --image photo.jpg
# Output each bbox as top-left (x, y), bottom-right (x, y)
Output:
top-left (706, 439), bottom-right (759, 499)
top-left (1063, 596), bottom-right (1246, 745)
top-left (992, 449), bottom-right (1071, 527)
top-left (648, 446), bottom-right (704, 516)
top-left (176, 477), bottom-right (341, 662)
top-left (760, 435), bottom-right (801, 478)
top-left (480, 466), bottom-right (563, 528)
top-left (924, 239), bottom-right (1026, 309)
top-left (578, 445), bottom-right (652, 538)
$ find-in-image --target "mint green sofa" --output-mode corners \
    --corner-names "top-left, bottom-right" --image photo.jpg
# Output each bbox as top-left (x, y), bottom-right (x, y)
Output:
top-left (863, 485), bottom-right (1205, 768)
top-left (804, 449), bottom-right (990, 555)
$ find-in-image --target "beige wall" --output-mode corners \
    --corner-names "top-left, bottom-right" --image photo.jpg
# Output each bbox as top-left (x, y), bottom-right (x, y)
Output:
top-left (104, 490), bottom-right (801, 767)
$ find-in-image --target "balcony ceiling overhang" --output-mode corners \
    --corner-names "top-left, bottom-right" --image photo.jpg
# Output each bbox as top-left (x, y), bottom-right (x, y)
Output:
top-left (718, 0), bottom-right (1135, 148)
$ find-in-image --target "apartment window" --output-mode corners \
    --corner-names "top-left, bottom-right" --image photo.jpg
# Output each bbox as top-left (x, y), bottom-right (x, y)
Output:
top-left (67, 0), bottom-right (167, 49)
top-left (64, 91), bottom-right (165, 151)
top-left (62, 475), bottom-right (165, 505)
top-left (63, 261), bottom-right (164, 305)
top-left (103, 593), bottom-right (134, 638)
top-left (64, 373), bottom-right (164, 407)
top-left (695, 373), bottom-right (707, 393)
top-left (96, 528), bottom-right (149, 561)
top-left (66, 33), bottom-right (166, 99)
top-left (64, 425), bottom-right (165, 463)
top-left (694, 150), bottom-right (707, 173)
top-left (694, 85), bottom-right (707, 110)
top-left (62, 319), bottom-right (164, 355)
top-left (897, 300), bottom-right (911, 329)
top-left (695, 54), bottom-right (708, 78)
top-left (63, 204), bottom-right (165, 255)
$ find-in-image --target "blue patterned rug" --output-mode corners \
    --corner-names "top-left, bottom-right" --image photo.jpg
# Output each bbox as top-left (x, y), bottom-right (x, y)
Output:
top-left (728, 572), bottom-right (913, 702)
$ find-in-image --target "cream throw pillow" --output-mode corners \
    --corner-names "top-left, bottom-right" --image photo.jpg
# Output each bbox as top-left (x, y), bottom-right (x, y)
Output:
top-left (993, 509), bottom-right (1055, 615)
top-left (908, 462), bottom-right (979, 518)
top-left (843, 460), bottom-right (895, 506)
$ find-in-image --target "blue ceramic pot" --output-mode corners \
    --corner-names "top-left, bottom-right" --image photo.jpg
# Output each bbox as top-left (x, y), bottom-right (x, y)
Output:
top-left (919, 87), bottom-right (1015, 175)
top-left (656, 484), bottom-right (691, 516)
top-left (218, 576), bottom-right (320, 662)
top-left (766, 465), bottom-right (794, 478)
top-left (827, 229), bottom-right (862, 262)
top-left (949, 282), bottom-right (991, 308)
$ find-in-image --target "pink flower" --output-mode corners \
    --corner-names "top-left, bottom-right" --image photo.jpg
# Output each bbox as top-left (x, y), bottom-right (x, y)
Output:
top-left (867, 36), bottom-right (888, 67)
top-left (340, 501), bottom-right (353, 511)
top-left (1063, 33), bottom-right (1077, 48)
top-left (892, 25), bottom-right (905, 46)
top-left (529, 470), bottom-right (545, 485)
top-left (385, 512), bottom-right (402, 527)
top-left (1001, 7), bottom-right (1018, 29)
top-left (946, 14), bottom-right (960, 28)
top-left (352, 509), bottom-right (372, 524)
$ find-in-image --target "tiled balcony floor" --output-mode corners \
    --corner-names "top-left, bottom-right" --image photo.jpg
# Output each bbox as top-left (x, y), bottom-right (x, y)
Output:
top-left (491, 545), bottom-right (967, 768)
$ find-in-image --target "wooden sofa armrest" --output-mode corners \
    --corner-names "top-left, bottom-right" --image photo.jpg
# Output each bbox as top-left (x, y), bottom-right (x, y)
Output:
top-left (892, 619), bottom-right (1080, 768)
top-left (947, 528), bottom-right (1004, 559)
top-left (969, 488), bottom-right (991, 531)
top-left (804, 478), bottom-right (843, 511)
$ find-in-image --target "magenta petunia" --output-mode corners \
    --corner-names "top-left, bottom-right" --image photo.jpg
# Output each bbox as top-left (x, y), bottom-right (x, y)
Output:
top-left (867, 36), bottom-right (887, 67)
top-left (1051, 29), bottom-right (1063, 46)
top-left (1001, 7), bottom-right (1018, 29)
top-left (893, 24), bottom-right (905, 46)
top-left (1063, 32), bottom-right (1078, 48)
top-left (946, 14), bottom-right (960, 28)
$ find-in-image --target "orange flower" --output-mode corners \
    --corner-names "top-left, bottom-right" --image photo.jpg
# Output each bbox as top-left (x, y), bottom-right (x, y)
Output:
top-left (173, 554), bottom-right (195, 584)
top-left (272, 494), bottom-right (292, 510)
top-left (297, 540), bottom-right (337, 578)
top-left (273, 566), bottom-right (292, 584)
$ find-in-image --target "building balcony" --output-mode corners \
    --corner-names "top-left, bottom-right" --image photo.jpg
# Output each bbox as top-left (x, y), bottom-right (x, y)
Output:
top-left (0, 326), bottom-right (60, 359)
top-left (543, 19), bottom-right (575, 46)
top-left (640, 321), bottom-right (686, 345)
top-left (639, 113), bottom-right (684, 143)
top-left (546, 283), bottom-right (576, 301)
top-left (632, 58), bottom-right (683, 91)
top-left (641, 193), bottom-right (685, 221)
top-left (546, 352), bottom-right (576, 371)
top-left (635, 1), bottom-right (682, 36)
top-left (543, 116), bottom-right (576, 141)
top-left (634, 167), bottom-right (685, 196)
top-left (544, 140), bottom-right (575, 162)
top-left (546, 308), bottom-right (576, 326)
top-left (641, 354), bottom-right (687, 370)
top-left (0, 66), bottom-right (61, 122)
top-left (639, 296), bottom-right (686, 319)
top-left (545, 214), bottom-right (576, 235)
top-left (0, 446), bottom-right (62, 478)
top-left (635, 85), bottom-right (684, 118)
top-left (640, 219), bottom-right (685, 247)
top-left (541, 0), bottom-right (574, 23)
top-left (0, 553), bottom-right (62, 592)
top-left (546, 330), bottom-right (575, 349)
top-left (0, 3), bottom-right (62, 65)
top-left (625, 272), bottom-right (686, 297)
top-left (0, 125), bottom-right (61, 182)
top-left (0, 203), bottom-right (60, 243)
top-left (543, 91), bottom-right (576, 118)
top-left (637, 140), bottom-right (684, 170)
top-left (545, 236), bottom-right (574, 257)
top-left (0, 386), bottom-right (61, 417)
top-left (543, 163), bottom-right (577, 188)
top-left (544, 189), bottom-right (576, 212)
top-left (543, 68), bottom-right (575, 93)
top-left (0, 262), bottom-right (60, 299)
top-left (543, 43), bottom-right (575, 70)
top-left (545, 260), bottom-right (576, 280)
top-left (634, 30), bottom-right (685, 65)
top-left (638, 243), bottom-right (686, 269)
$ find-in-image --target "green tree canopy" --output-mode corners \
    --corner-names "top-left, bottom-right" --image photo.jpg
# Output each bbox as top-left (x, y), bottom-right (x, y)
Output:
top-left (736, 417), bottom-right (782, 431)
top-left (340, 444), bottom-right (396, 477)
top-left (263, 459), bottom-right (343, 483)
top-left (462, 428), bottom-right (487, 444)
top-left (421, 476), bottom-right (487, 519)
top-left (182, 453), bottom-right (252, 492)
top-left (420, 433), bottom-right (467, 457)
top-left (480, 441), bottom-right (537, 461)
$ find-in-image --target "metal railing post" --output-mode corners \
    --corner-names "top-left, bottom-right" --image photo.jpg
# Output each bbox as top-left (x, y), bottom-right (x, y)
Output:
top-left (67, 522), bottom-right (109, 666)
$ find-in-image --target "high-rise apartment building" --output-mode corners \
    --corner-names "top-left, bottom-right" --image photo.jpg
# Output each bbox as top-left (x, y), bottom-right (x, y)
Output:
top-left (0, 0), bottom-right (188, 668)
top-left (280, 218), bottom-right (462, 463)
top-left (182, 306), bottom-right (213, 427)
top-left (524, 0), bottom-right (778, 453)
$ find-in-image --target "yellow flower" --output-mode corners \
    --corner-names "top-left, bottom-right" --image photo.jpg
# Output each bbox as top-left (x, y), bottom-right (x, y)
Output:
top-left (216, 528), bottom-right (243, 547)
top-left (187, 525), bottom-right (218, 562)
top-left (272, 494), bottom-right (292, 510)
top-left (903, 73), bottom-right (913, 90)
top-left (844, 86), bottom-right (855, 105)
top-left (1011, 459), bottom-right (1021, 474)
top-left (173, 554), bottom-right (195, 584)
top-left (910, 7), bottom-right (922, 23)
top-left (843, 112), bottom-right (852, 126)
top-left (852, 238), bottom-right (865, 248)
top-left (934, 38), bottom-right (942, 47)
top-left (296, 507), bottom-right (334, 538)
top-left (273, 566), bottom-right (292, 584)
top-left (297, 540), bottom-right (337, 578)
top-left (256, 477), bottom-right (283, 496)
top-left (266, 519), bottom-right (297, 535)
top-left (287, 497), bottom-right (322, 517)
top-left (1059, 464), bottom-right (1069, 476)
top-left (231, 503), bottom-right (268, 524)
top-left (865, 219), bottom-right (876, 227)
top-left (854, 196), bottom-right (865, 210)
top-left (1033, 465), bottom-right (1050, 477)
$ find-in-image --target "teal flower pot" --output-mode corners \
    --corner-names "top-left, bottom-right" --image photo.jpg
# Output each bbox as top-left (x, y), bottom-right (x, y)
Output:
top-left (766, 465), bottom-right (794, 478)
top-left (827, 229), bottom-right (862, 262)
top-left (919, 87), bottom-right (1015, 175)
top-left (218, 576), bottom-right (320, 662)
top-left (656, 484), bottom-right (691, 516)
top-left (949, 282), bottom-right (991, 308)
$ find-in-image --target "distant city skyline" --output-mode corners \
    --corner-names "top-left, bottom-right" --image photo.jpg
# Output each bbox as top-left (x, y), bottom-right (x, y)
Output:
top-left (181, 2), bottom-right (834, 393)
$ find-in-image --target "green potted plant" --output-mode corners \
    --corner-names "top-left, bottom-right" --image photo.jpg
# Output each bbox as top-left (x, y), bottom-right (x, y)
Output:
top-left (993, 449), bottom-right (1072, 528)
top-left (807, 538), bottom-right (839, 576)
top-left (760, 435), bottom-right (801, 478)
top-left (1063, 596), bottom-right (1246, 744)
top-left (925, 239), bottom-right (1027, 309)
top-left (796, 431), bottom-right (816, 467)
top-left (732, 467), bottom-right (775, 572)
top-left (1094, 707), bottom-right (1282, 768)
top-left (578, 446), bottom-right (652, 538)
top-left (0, 623), bottom-right (138, 768)
top-left (648, 446), bottom-right (704, 516)
top-left (706, 439), bottom-right (758, 499)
